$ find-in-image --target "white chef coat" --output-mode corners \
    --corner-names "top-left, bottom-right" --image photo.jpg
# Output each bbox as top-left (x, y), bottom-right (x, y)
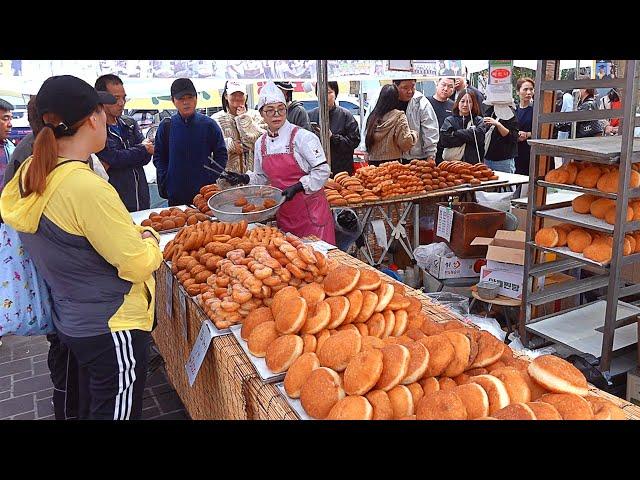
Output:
top-left (248, 120), bottom-right (330, 193)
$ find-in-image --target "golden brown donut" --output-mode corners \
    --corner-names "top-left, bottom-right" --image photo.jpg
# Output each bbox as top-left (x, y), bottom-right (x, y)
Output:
top-left (420, 318), bottom-right (446, 336)
top-left (354, 290), bottom-right (378, 323)
top-left (343, 289), bottom-right (363, 324)
top-left (355, 323), bottom-right (369, 337)
top-left (381, 310), bottom-right (396, 338)
top-left (247, 321), bottom-right (279, 358)
top-left (415, 390), bottom-right (468, 420)
top-left (392, 310), bottom-right (409, 337)
top-left (375, 344), bottom-right (410, 391)
top-left (553, 226), bottom-right (568, 247)
top-left (419, 377), bottom-right (440, 396)
top-left (585, 395), bottom-right (627, 420)
top-left (323, 265), bottom-right (361, 296)
top-left (528, 354), bottom-right (588, 396)
top-left (343, 348), bottom-right (384, 396)
top-left (315, 329), bottom-right (331, 352)
top-left (438, 377), bottom-right (457, 391)
top-left (298, 283), bottom-right (326, 306)
top-left (567, 228), bottom-right (592, 253)
top-left (493, 402), bottom-right (537, 420)
top-left (490, 366), bottom-right (532, 404)
top-left (453, 383), bottom-right (490, 419)
top-left (582, 243), bottom-right (613, 263)
top-left (470, 330), bottom-right (505, 368)
top-left (441, 331), bottom-right (471, 377)
top-left (386, 293), bottom-right (411, 311)
top-left (544, 168), bottom-right (570, 184)
top-left (469, 374), bottom-right (511, 415)
top-left (241, 307), bottom-right (274, 341)
top-left (300, 300), bottom-right (331, 335)
top-left (590, 198), bottom-right (616, 219)
top-left (406, 296), bottom-right (423, 315)
top-left (361, 335), bottom-right (385, 351)
top-left (317, 329), bottom-right (362, 372)
top-left (323, 296), bottom-right (349, 329)
top-left (400, 341), bottom-right (430, 385)
top-left (525, 401), bottom-right (562, 420)
top-left (271, 285), bottom-right (300, 318)
top-left (572, 194), bottom-right (597, 214)
top-left (274, 296), bottom-right (308, 335)
top-left (300, 367), bottom-right (345, 419)
top-left (302, 334), bottom-right (317, 353)
top-left (418, 334), bottom-right (455, 377)
top-left (538, 393), bottom-right (594, 420)
top-left (373, 283), bottom-right (395, 312)
top-left (365, 389), bottom-right (394, 420)
top-left (387, 385), bottom-right (415, 419)
top-left (575, 165), bottom-right (603, 188)
top-left (326, 395), bottom-right (373, 420)
top-left (355, 269), bottom-right (382, 291)
top-left (265, 334), bottom-right (304, 373)
top-left (406, 382), bottom-right (424, 407)
top-left (405, 327), bottom-right (426, 341)
top-left (535, 227), bottom-right (559, 248)
top-left (597, 171), bottom-right (620, 193)
top-left (631, 169), bottom-right (640, 188)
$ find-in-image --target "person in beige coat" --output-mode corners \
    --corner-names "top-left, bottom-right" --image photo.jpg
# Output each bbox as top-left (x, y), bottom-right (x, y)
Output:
top-left (212, 81), bottom-right (266, 173)
top-left (364, 84), bottom-right (417, 165)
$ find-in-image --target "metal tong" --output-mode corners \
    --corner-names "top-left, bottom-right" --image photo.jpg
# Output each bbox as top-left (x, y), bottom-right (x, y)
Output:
top-left (205, 155), bottom-right (230, 180)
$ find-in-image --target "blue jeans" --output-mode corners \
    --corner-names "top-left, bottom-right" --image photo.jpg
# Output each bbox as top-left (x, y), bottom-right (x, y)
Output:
top-left (484, 158), bottom-right (515, 174)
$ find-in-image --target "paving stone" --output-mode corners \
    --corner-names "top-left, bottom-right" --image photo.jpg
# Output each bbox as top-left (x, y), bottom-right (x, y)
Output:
top-left (13, 371), bottom-right (34, 381)
top-left (0, 352), bottom-right (11, 364)
top-left (36, 397), bottom-right (54, 418)
top-left (11, 342), bottom-right (50, 360)
top-left (142, 406), bottom-right (161, 419)
top-left (0, 358), bottom-right (31, 376)
top-left (0, 375), bottom-right (10, 392)
top-left (36, 388), bottom-right (53, 400)
top-left (151, 384), bottom-right (175, 397)
top-left (0, 394), bottom-right (35, 418)
top-left (155, 390), bottom-right (185, 414)
top-left (0, 391), bottom-right (10, 401)
top-left (146, 369), bottom-right (169, 388)
top-left (32, 353), bottom-right (48, 363)
top-left (40, 414), bottom-right (55, 420)
top-left (13, 411), bottom-right (36, 420)
top-left (142, 391), bottom-right (157, 410)
top-left (33, 361), bottom-right (50, 376)
top-left (13, 373), bottom-right (53, 396)
top-left (153, 410), bottom-right (190, 420)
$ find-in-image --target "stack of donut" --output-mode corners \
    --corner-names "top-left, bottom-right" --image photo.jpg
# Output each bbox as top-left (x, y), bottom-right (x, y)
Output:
top-left (324, 172), bottom-right (380, 206)
top-left (192, 184), bottom-right (220, 215)
top-left (545, 161), bottom-right (640, 192)
top-left (140, 207), bottom-right (209, 232)
top-left (435, 160), bottom-right (498, 185)
top-left (534, 223), bottom-right (640, 263)
top-left (572, 194), bottom-right (640, 226)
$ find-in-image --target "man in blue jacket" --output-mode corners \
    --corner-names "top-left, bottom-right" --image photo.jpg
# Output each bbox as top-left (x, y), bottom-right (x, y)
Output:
top-left (153, 78), bottom-right (227, 206)
top-left (0, 98), bottom-right (16, 192)
top-left (95, 74), bottom-right (153, 212)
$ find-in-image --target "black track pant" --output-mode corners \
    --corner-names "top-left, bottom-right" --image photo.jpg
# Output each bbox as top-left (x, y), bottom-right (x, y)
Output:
top-left (56, 329), bottom-right (151, 420)
top-left (47, 333), bottom-right (79, 420)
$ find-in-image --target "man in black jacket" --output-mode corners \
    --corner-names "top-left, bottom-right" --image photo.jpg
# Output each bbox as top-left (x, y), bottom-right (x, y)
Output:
top-left (427, 77), bottom-right (455, 164)
top-left (275, 81), bottom-right (312, 131)
top-left (95, 74), bottom-right (153, 212)
top-left (308, 81), bottom-right (360, 175)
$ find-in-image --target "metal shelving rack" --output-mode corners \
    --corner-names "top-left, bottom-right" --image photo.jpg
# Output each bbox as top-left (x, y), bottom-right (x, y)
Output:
top-left (519, 60), bottom-right (640, 375)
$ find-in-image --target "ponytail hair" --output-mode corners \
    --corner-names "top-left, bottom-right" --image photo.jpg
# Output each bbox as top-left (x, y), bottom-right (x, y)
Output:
top-left (24, 106), bottom-right (102, 196)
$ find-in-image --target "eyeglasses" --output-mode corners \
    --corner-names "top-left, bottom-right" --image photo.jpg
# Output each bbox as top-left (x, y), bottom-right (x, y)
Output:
top-left (114, 96), bottom-right (129, 104)
top-left (263, 107), bottom-right (287, 117)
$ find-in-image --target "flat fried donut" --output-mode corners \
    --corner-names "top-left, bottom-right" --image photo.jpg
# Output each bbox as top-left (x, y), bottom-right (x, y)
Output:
top-left (375, 344), bottom-right (410, 391)
top-left (247, 321), bottom-right (279, 358)
top-left (393, 283), bottom-right (406, 296)
top-left (323, 265), bottom-right (360, 296)
top-left (469, 374), bottom-right (510, 415)
top-left (538, 393), bottom-right (594, 420)
top-left (535, 227), bottom-right (559, 248)
top-left (388, 385), bottom-right (414, 418)
top-left (406, 382), bottom-right (424, 407)
top-left (373, 283), bottom-right (394, 312)
top-left (421, 317), bottom-right (445, 336)
top-left (525, 401), bottom-right (562, 420)
top-left (471, 330), bottom-right (505, 368)
top-left (490, 366), bottom-right (532, 404)
top-left (343, 289), bottom-right (363, 324)
top-left (343, 348), bottom-right (384, 396)
top-left (585, 395), bottom-right (627, 420)
top-left (265, 334), bottom-right (304, 373)
top-left (401, 341), bottom-right (430, 384)
top-left (590, 198), bottom-right (616, 219)
top-left (386, 293), bottom-right (411, 311)
top-left (326, 395), bottom-right (373, 420)
top-left (575, 165), bottom-right (603, 188)
top-left (298, 283), bottom-right (326, 306)
top-left (317, 329), bottom-right (362, 372)
top-left (381, 310), bottom-right (396, 338)
top-left (441, 331), bottom-right (471, 377)
top-left (416, 390), bottom-right (467, 420)
top-left (406, 297), bottom-right (423, 315)
top-left (356, 269), bottom-right (382, 291)
top-left (567, 228), bottom-right (592, 254)
top-left (302, 334), bottom-right (317, 353)
top-left (271, 285), bottom-right (300, 318)
top-left (241, 307), bottom-right (274, 340)
top-left (366, 312), bottom-right (386, 338)
top-left (325, 296), bottom-right (350, 329)
top-left (355, 323), bottom-right (369, 336)
top-left (300, 300), bottom-right (331, 335)
top-left (571, 194), bottom-right (597, 214)
top-left (365, 389), bottom-right (394, 420)
top-left (419, 334), bottom-right (455, 377)
top-left (315, 329), bottom-right (331, 352)
top-left (493, 402), bottom-right (536, 420)
top-left (284, 352), bottom-right (320, 398)
top-left (419, 377), bottom-right (440, 395)
top-left (361, 335), bottom-right (385, 351)
top-left (528, 354), bottom-right (588, 396)
top-left (275, 296), bottom-right (308, 334)
top-left (453, 383), bottom-right (489, 419)
top-left (300, 367), bottom-right (345, 419)
top-left (354, 290), bottom-right (378, 323)
top-left (438, 377), bottom-right (457, 391)
top-left (392, 310), bottom-right (409, 337)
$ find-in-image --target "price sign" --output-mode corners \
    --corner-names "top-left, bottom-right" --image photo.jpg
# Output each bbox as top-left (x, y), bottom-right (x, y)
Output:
top-left (436, 205), bottom-right (454, 242)
top-left (185, 320), bottom-right (215, 387)
top-left (165, 268), bottom-right (173, 321)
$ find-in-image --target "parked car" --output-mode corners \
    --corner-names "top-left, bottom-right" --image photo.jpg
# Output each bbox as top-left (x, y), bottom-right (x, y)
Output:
top-left (299, 97), bottom-right (366, 127)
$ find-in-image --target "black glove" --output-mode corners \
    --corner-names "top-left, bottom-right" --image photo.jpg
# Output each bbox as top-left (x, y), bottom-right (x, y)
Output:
top-left (224, 171), bottom-right (249, 186)
top-left (281, 182), bottom-right (304, 201)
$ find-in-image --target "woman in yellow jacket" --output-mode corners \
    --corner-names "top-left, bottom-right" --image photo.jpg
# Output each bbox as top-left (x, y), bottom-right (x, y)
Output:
top-left (0, 76), bottom-right (162, 420)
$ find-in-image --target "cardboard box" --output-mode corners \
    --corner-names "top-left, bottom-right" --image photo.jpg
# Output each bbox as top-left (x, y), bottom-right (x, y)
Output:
top-left (627, 368), bottom-right (640, 407)
top-left (427, 254), bottom-right (483, 279)
top-left (479, 266), bottom-right (523, 300)
top-left (471, 230), bottom-right (526, 267)
top-left (486, 259), bottom-right (524, 275)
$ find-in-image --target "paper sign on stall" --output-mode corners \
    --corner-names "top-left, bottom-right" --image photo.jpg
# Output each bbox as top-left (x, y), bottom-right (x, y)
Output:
top-left (436, 206), bottom-right (454, 242)
top-left (303, 240), bottom-right (338, 255)
top-left (185, 320), bottom-right (215, 387)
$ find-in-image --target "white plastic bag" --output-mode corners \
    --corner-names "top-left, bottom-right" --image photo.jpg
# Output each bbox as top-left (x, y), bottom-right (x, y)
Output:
top-left (507, 332), bottom-right (556, 358)
top-left (475, 190), bottom-right (514, 212)
top-left (464, 314), bottom-right (506, 342)
top-left (413, 242), bottom-right (453, 270)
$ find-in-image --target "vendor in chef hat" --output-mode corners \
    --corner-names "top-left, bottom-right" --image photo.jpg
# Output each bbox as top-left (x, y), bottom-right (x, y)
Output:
top-left (224, 81), bottom-right (335, 244)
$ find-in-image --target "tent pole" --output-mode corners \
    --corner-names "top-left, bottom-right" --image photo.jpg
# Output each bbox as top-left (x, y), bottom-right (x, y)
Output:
top-left (317, 60), bottom-right (331, 167)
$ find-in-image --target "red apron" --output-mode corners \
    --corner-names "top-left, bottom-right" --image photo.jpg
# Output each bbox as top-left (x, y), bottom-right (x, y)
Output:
top-left (261, 127), bottom-right (336, 245)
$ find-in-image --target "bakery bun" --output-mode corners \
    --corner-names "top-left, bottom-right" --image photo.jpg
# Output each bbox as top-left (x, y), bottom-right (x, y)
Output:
top-left (538, 393), bottom-right (594, 420)
top-left (241, 307), bottom-right (274, 340)
top-left (365, 389), bottom-right (394, 420)
top-left (324, 296), bottom-right (350, 329)
top-left (275, 295), bottom-right (308, 334)
top-left (401, 341), bottom-right (430, 384)
top-left (317, 329), bottom-right (362, 372)
top-left (590, 198), bottom-right (616, 219)
top-left (527, 354), bottom-right (588, 396)
top-left (490, 366), bottom-right (532, 404)
top-left (419, 334), bottom-right (455, 377)
top-left (375, 344), bottom-right (410, 391)
top-left (265, 334), bottom-right (304, 373)
top-left (343, 348), bottom-right (384, 395)
top-left (343, 289), bottom-right (363, 324)
top-left (247, 321), bottom-right (279, 357)
top-left (441, 331), bottom-right (471, 377)
top-left (567, 228), bottom-right (592, 253)
top-left (554, 226), bottom-right (568, 247)
top-left (583, 243), bottom-right (613, 263)
top-left (535, 227), bottom-right (559, 248)
top-left (572, 194), bottom-right (597, 214)
top-left (284, 352), bottom-right (320, 398)
top-left (300, 367), bottom-right (345, 419)
top-left (356, 269), bottom-right (382, 291)
top-left (326, 395), bottom-right (373, 420)
top-left (453, 383), bottom-right (489, 419)
top-left (416, 390), bottom-right (468, 420)
top-left (545, 168), bottom-right (570, 184)
top-left (470, 331), bottom-right (505, 368)
top-left (575, 165), bottom-right (603, 188)
top-left (525, 401), bottom-right (562, 420)
top-left (323, 265), bottom-right (361, 296)
top-left (387, 385), bottom-right (414, 419)
top-left (469, 374), bottom-right (511, 415)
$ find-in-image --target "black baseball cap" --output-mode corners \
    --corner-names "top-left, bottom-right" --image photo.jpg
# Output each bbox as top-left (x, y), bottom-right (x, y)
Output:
top-left (171, 78), bottom-right (197, 99)
top-left (36, 75), bottom-right (116, 128)
top-left (274, 81), bottom-right (294, 91)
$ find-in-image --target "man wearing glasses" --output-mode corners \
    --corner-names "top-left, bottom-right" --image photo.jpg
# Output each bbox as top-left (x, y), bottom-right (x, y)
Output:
top-left (427, 77), bottom-right (455, 164)
top-left (95, 74), bottom-right (153, 212)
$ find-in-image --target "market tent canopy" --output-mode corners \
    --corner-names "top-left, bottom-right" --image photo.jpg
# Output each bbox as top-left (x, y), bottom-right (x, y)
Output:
top-left (463, 60), bottom-right (597, 73)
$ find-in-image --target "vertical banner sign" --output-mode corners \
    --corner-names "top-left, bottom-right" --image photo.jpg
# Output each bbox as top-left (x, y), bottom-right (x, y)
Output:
top-left (185, 320), bottom-right (215, 387)
top-left (486, 60), bottom-right (514, 104)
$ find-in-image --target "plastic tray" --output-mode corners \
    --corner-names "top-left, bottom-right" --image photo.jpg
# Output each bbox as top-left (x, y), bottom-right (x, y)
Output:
top-left (229, 324), bottom-right (285, 383)
top-left (275, 382), bottom-right (311, 420)
top-left (208, 185), bottom-right (285, 224)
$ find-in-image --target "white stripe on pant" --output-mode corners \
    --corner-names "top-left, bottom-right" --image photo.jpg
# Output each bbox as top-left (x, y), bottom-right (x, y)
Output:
top-left (111, 331), bottom-right (137, 420)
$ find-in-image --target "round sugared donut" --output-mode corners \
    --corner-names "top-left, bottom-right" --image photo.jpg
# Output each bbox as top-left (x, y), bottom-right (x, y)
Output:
top-left (298, 283), bottom-right (326, 305)
top-left (323, 265), bottom-right (361, 296)
top-left (324, 296), bottom-right (350, 329)
top-left (302, 334), bottom-right (317, 353)
top-left (300, 300), bottom-right (331, 335)
top-left (420, 318), bottom-right (445, 336)
top-left (284, 352), bottom-right (320, 398)
top-left (361, 335), bottom-right (385, 351)
top-left (406, 382), bottom-right (424, 407)
top-left (271, 286), bottom-right (300, 318)
top-left (356, 269), bottom-right (382, 291)
top-left (275, 295), bottom-right (308, 334)
top-left (387, 385), bottom-right (414, 419)
top-left (419, 377), bottom-right (440, 396)
top-left (469, 374), bottom-right (510, 415)
top-left (525, 401), bottom-right (562, 420)
top-left (418, 334), bottom-right (455, 377)
top-left (375, 344), bottom-right (410, 391)
top-left (470, 330), bottom-right (505, 368)
top-left (326, 395), bottom-right (373, 420)
top-left (453, 383), bottom-right (489, 419)
top-left (585, 395), bottom-right (627, 420)
top-left (401, 341), bottom-right (430, 385)
top-left (300, 367), bottom-right (345, 419)
top-left (535, 227), bottom-right (559, 248)
top-left (247, 321), bottom-right (279, 358)
top-left (416, 390), bottom-right (468, 420)
top-left (527, 354), bottom-right (588, 396)
top-left (373, 283), bottom-right (395, 312)
top-left (381, 310), bottom-right (396, 338)
top-left (241, 307), bottom-right (274, 340)
top-left (493, 402), bottom-right (537, 420)
top-left (538, 393), bottom-right (594, 420)
top-left (317, 329), bottom-right (362, 372)
top-left (441, 331), bottom-right (471, 377)
top-left (366, 312), bottom-right (386, 338)
top-left (438, 377), bottom-right (457, 391)
top-left (490, 366), bottom-right (532, 404)
top-left (365, 389), bottom-right (394, 420)
top-left (343, 289), bottom-right (363, 324)
top-left (391, 310), bottom-right (409, 337)
top-left (354, 290), bottom-right (378, 323)
top-left (265, 334), bottom-right (304, 373)
top-left (343, 348), bottom-right (384, 396)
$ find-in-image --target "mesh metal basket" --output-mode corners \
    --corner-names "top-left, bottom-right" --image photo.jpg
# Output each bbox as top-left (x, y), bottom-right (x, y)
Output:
top-left (207, 185), bottom-right (285, 223)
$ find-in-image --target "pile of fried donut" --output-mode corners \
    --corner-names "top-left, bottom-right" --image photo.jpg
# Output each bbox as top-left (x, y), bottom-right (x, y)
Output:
top-left (233, 196), bottom-right (278, 213)
top-left (545, 161), bottom-right (640, 192)
top-left (192, 184), bottom-right (220, 216)
top-left (239, 264), bottom-right (626, 420)
top-left (140, 207), bottom-right (210, 232)
top-left (324, 172), bottom-right (380, 206)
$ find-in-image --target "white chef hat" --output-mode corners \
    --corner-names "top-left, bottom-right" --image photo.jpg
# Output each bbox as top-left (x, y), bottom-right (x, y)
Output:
top-left (257, 81), bottom-right (287, 111)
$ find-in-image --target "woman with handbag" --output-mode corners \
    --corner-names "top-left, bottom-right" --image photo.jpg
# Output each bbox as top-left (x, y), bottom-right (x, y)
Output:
top-left (576, 82), bottom-right (604, 138)
top-left (0, 75), bottom-right (162, 420)
top-left (439, 89), bottom-right (487, 164)
top-left (364, 84), bottom-right (417, 166)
